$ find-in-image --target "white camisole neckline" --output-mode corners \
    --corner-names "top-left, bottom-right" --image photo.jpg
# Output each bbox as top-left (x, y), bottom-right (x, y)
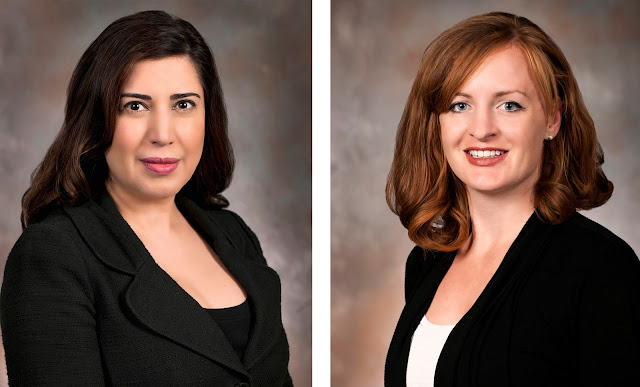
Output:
top-left (406, 315), bottom-right (456, 387)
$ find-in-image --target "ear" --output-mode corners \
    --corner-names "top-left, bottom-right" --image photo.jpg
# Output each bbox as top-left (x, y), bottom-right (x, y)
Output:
top-left (547, 102), bottom-right (562, 138)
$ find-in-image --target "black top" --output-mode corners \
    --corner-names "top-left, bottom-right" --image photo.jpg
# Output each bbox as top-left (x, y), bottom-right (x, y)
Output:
top-left (385, 212), bottom-right (640, 387)
top-left (1, 191), bottom-right (293, 386)
top-left (206, 300), bottom-right (252, 360)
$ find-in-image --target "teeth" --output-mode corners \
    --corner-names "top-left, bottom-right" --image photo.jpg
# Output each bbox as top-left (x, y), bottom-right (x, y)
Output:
top-left (468, 150), bottom-right (505, 158)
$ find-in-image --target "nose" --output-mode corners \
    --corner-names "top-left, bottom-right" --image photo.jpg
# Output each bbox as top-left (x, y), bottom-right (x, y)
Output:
top-left (147, 108), bottom-right (175, 146)
top-left (469, 107), bottom-right (496, 141)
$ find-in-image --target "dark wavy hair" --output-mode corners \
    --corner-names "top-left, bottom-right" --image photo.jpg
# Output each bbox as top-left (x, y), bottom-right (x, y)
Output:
top-left (386, 12), bottom-right (613, 252)
top-left (21, 10), bottom-right (234, 228)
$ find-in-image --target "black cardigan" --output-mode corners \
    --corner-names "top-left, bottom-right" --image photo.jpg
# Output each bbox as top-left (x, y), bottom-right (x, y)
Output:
top-left (1, 192), bottom-right (293, 387)
top-left (385, 212), bottom-right (640, 386)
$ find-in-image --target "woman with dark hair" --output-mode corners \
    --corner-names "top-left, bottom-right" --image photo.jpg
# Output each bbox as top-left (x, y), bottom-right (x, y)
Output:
top-left (1, 10), bottom-right (292, 386)
top-left (385, 12), bottom-right (639, 387)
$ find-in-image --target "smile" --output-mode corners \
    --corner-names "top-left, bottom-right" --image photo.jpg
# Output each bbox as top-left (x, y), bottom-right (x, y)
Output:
top-left (466, 149), bottom-right (507, 159)
top-left (464, 149), bottom-right (508, 167)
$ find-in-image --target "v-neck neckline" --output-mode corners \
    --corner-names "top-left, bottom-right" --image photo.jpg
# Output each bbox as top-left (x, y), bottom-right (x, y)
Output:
top-left (427, 211), bottom-right (539, 326)
top-left (433, 211), bottom-right (554, 385)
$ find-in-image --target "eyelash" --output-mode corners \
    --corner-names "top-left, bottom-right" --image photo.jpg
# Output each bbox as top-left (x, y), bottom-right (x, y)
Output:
top-left (448, 101), bottom-right (524, 113)
top-left (449, 102), bottom-right (469, 113)
top-left (120, 100), bottom-right (197, 113)
top-left (173, 100), bottom-right (196, 111)
top-left (500, 101), bottom-right (523, 112)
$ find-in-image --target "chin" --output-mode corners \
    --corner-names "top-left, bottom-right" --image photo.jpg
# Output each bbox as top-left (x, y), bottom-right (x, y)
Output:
top-left (467, 184), bottom-right (505, 193)
top-left (134, 181), bottom-right (187, 200)
top-left (459, 176), bottom-right (507, 193)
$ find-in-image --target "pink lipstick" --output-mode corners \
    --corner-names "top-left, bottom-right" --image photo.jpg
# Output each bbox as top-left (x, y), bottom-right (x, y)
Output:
top-left (140, 157), bottom-right (180, 175)
top-left (464, 148), bottom-right (508, 167)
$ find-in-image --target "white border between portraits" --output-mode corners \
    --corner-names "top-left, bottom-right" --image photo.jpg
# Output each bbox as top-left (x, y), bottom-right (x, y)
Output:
top-left (312, 0), bottom-right (331, 385)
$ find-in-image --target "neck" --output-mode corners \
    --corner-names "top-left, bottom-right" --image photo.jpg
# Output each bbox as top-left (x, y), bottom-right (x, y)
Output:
top-left (106, 183), bottom-right (181, 236)
top-left (462, 188), bottom-right (535, 256)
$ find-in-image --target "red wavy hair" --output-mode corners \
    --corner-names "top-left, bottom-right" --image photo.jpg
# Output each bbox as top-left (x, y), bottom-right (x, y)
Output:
top-left (386, 12), bottom-right (612, 252)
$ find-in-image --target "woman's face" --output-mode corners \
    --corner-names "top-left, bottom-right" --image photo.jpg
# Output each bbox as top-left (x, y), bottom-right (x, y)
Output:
top-left (439, 45), bottom-right (560, 199)
top-left (105, 56), bottom-right (205, 202)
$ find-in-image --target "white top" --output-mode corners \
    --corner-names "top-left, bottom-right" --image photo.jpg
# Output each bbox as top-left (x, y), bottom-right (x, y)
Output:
top-left (406, 315), bottom-right (456, 387)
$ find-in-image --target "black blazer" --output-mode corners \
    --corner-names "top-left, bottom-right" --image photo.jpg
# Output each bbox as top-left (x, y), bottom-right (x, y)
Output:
top-left (386, 213), bottom-right (640, 386)
top-left (1, 192), bottom-right (293, 387)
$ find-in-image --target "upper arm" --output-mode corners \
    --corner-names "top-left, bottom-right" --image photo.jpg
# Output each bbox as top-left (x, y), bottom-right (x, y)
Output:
top-left (576, 244), bottom-right (640, 385)
top-left (1, 223), bottom-right (105, 385)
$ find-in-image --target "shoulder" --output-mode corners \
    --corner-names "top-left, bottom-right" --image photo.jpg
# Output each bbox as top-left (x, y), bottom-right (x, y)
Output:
top-left (550, 212), bottom-right (638, 268)
top-left (8, 208), bottom-right (83, 265)
top-left (405, 246), bottom-right (427, 273)
top-left (404, 246), bottom-right (425, 299)
top-left (176, 195), bottom-right (263, 252)
top-left (404, 246), bottom-right (444, 302)
top-left (2, 207), bottom-right (95, 307)
top-left (551, 215), bottom-right (640, 339)
top-left (560, 213), bottom-right (634, 251)
top-left (3, 208), bottom-right (94, 290)
top-left (206, 207), bottom-right (250, 230)
top-left (539, 213), bottom-right (640, 296)
top-left (200, 207), bottom-right (266, 262)
top-left (405, 246), bottom-right (447, 274)
top-left (208, 207), bottom-right (260, 239)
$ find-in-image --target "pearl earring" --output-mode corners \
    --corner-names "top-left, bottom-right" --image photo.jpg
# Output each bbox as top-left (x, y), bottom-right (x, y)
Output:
top-left (547, 135), bottom-right (554, 140)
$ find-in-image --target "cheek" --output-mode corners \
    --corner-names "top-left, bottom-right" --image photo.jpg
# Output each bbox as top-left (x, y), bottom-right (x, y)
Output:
top-left (439, 118), bottom-right (462, 157)
top-left (173, 119), bottom-right (205, 167)
top-left (521, 118), bottom-right (547, 153)
top-left (109, 127), bottom-right (137, 156)
top-left (196, 124), bottom-right (205, 147)
top-left (506, 119), bottom-right (547, 170)
top-left (105, 122), bottom-right (142, 168)
top-left (186, 117), bottom-right (206, 151)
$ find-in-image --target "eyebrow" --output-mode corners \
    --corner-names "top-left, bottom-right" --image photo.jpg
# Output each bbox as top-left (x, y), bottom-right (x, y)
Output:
top-left (120, 92), bottom-right (201, 100)
top-left (495, 89), bottom-right (528, 98)
top-left (454, 90), bottom-right (528, 99)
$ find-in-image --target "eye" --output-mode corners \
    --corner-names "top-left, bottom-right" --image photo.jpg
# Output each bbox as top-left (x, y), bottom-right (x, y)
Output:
top-left (500, 101), bottom-right (523, 112)
top-left (174, 100), bottom-right (196, 111)
top-left (449, 102), bottom-right (468, 113)
top-left (121, 101), bottom-right (149, 113)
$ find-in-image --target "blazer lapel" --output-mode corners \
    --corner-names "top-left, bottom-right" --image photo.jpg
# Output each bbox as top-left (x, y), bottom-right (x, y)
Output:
top-left (124, 258), bottom-right (248, 377)
top-left (63, 193), bottom-right (144, 275)
top-left (64, 192), bottom-right (250, 378)
top-left (177, 197), bottom-right (285, 370)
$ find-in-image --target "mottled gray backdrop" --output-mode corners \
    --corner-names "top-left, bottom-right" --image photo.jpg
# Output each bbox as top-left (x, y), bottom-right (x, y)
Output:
top-left (0, 1), bottom-right (310, 385)
top-left (332, 0), bottom-right (640, 386)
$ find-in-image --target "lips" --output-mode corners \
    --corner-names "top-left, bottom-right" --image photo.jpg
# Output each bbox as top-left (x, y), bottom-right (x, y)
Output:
top-left (140, 157), bottom-right (180, 175)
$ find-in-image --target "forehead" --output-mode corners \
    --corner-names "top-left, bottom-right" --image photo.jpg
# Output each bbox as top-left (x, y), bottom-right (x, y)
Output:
top-left (458, 45), bottom-right (537, 96)
top-left (122, 56), bottom-right (203, 94)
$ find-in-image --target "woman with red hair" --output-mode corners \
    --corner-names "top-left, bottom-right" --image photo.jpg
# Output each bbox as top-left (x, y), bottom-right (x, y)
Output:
top-left (385, 11), bottom-right (639, 386)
